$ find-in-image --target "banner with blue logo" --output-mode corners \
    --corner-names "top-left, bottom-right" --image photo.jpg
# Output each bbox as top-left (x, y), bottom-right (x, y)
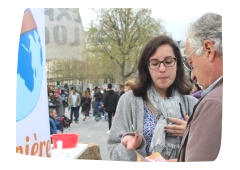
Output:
top-left (0, 0), bottom-right (51, 169)
top-left (16, 8), bottom-right (51, 157)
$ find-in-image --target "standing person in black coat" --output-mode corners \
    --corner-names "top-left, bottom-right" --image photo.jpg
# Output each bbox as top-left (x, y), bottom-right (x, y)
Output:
top-left (103, 83), bottom-right (119, 133)
top-left (80, 89), bottom-right (91, 121)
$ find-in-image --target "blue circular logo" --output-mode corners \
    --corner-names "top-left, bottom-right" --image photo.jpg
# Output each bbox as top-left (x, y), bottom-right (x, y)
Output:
top-left (0, 0), bottom-right (43, 121)
top-left (16, 28), bottom-right (43, 122)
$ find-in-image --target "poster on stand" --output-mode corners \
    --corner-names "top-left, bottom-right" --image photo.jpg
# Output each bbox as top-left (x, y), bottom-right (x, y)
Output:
top-left (16, 8), bottom-right (51, 157)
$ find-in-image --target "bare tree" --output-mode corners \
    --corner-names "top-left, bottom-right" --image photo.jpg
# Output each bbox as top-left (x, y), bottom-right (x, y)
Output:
top-left (87, 8), bottom-right (166, 83)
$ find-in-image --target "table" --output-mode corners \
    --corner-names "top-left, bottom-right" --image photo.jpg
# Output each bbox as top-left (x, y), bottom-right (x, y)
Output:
top-left (18, 143), bottom-right (88, 170)
top-left (52, 143), bottom-right (88, 170)
top-left (52, 143), bottom-right (88, 162)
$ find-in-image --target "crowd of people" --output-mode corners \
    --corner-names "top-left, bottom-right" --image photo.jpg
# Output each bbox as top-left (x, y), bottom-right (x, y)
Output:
top-left (47, 82), bottom-right (128, 135)
top-left (47, 73), bottom-right (202, 134)
top-left (47, 12), bottom-right (222, 162)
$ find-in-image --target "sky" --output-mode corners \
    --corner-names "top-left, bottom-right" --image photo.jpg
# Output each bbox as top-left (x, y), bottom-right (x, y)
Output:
top-left (79, 8), bottom-right (217, 41)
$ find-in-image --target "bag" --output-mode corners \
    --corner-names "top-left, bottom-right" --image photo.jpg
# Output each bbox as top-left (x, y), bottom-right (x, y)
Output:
top-left (59, 115), bottom-right (71, 128)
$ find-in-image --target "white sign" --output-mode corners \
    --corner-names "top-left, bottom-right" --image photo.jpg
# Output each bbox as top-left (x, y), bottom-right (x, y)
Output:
top-left (16, 8), bottom-right (51, 157)
top-left (0, 7), bottom-right (51, 169)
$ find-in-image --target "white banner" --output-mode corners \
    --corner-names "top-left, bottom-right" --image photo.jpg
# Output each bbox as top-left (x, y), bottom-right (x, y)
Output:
top-left (45, 8), bottom-right (86, 61)
top-left (16, 8), bottom-right (51, 157)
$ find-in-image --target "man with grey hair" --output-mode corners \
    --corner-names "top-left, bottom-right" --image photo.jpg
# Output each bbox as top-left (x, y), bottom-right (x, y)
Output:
top-left (177, 13), bottom-right (222, 161)
top-left (163, 9), bottom-right (240, 170)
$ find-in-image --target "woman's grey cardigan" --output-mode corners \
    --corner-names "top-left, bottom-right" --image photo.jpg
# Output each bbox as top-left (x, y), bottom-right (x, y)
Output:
top-left (106, 91), bottom-right (198, 161)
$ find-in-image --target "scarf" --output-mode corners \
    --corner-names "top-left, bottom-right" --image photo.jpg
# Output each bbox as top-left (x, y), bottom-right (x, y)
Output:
top-left (147, 84), bottom-right (186, 159)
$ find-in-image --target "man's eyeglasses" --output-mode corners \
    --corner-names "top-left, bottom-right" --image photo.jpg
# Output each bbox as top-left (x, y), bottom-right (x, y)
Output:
top-left (148, 58), bottom-right (176, 70)
top-left (183, 48), bottom-right (198, 72)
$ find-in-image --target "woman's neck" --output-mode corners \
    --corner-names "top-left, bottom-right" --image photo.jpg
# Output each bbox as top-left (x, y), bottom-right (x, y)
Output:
top-left (154, 86), bottom-right (168, 98)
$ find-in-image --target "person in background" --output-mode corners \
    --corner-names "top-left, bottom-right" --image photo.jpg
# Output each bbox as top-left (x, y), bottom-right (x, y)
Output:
top-left (86, 87), bottom-right (91, 96)
top-left (60, 89), bottom-right (68, 108)
top-left (103, 83), bottom-right (119, 134)
top-left (124, 79), bottom-right (136, 93)
top-left (90, 87), bottom-right (96, 117)
top-left (93, 86), bottom-right (102, 118)
top-left (118, 84), bottom-right (125, 97)
top-left (49, 109), bottom-right (59, 135)
top-left (81, 89), bottom-right (91, 121)
top-left (49, 91), bottom-right (56, 105)
top-left (68, 88), bottom-right (81, 123)
top-left (75, 89), bottom-right (82, 116)
top-left (103, 89), bottom-right (107, 94)
top-left (55, 90), bottom-right (65, 116)
top-left (107, 35), bottom-right (198, 161)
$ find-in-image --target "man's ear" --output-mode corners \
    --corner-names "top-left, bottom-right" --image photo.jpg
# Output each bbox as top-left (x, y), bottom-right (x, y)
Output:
top-left (203, 40), bottom-right (216, 62)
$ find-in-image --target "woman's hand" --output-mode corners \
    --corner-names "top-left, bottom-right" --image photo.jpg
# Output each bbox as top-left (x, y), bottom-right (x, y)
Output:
top-left (121, 132), bottom-right (143, 150)
top-left (164, 115), bottom-right (189, 137)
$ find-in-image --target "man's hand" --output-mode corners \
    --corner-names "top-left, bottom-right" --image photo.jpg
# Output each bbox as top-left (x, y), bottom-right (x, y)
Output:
top-left (164, 115), bottom-right (189, 137)
top-left (121, 132), bottom-right (143, 150)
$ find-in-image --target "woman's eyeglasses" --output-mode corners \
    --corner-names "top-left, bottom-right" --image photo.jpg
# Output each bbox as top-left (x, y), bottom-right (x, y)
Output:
top-left (148, 58), bottom-right (176, 70)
